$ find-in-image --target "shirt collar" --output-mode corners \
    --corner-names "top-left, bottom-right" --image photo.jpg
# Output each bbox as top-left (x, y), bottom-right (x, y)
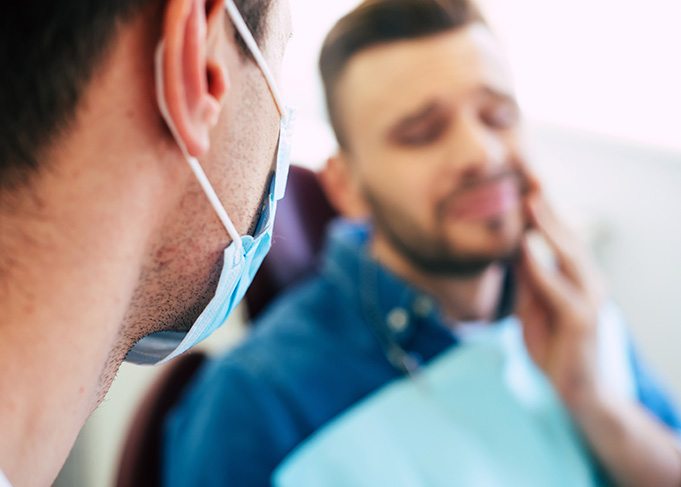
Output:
top-left (321, 219), bottom-right (516, 349)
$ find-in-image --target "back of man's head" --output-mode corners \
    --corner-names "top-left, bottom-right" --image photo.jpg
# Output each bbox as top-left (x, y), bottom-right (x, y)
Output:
top-left (0, 1), bottom-right (292, 483)
top-left (0, 0), bottom-right (269, 191)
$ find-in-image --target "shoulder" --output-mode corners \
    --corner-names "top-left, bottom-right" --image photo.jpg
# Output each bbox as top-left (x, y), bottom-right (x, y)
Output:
top-left (163, 274), bottom-right (362, 484)
top-left (166, 274), bottom-right (341, 435)
top-left (626, 336), bottom-right (681, 433)
top-left (162, 338), bottom-right (308, 484)
top-left (599, 303), bottom-right (681, 433)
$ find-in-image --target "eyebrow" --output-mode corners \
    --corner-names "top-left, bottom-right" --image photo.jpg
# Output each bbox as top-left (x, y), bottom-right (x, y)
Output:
top-left (387, 101), bottom-right (446, 137)
top-left (387, 84), bottom-right (518, 134)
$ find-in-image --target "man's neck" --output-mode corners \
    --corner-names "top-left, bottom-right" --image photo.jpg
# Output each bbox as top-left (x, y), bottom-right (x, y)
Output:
top-left (371, 234), bottom-right (505, 324)
top-left (0, 19), bottom-right (172, 485)
top-left (0, 150), bottom-right (172, 485)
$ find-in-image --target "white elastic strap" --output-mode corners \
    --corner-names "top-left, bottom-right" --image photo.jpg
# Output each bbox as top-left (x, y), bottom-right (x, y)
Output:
top-left (225, 0), bottom-right (285, 116)
top-left (185, 156), bottom-right (242, 247)
top-left (154, 43), bottom-right (243, 248)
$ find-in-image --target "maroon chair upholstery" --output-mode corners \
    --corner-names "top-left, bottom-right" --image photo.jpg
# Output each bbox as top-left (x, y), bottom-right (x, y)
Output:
top-left (245, 165), bottom-right (337, 320)
top-left (115, 165), bottom-right (336, 486)
top-left (115, 352), bottom-right (207, 487)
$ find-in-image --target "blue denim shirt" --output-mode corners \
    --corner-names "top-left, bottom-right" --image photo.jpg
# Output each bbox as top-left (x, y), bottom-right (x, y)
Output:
top-left (164, 220), bottom-right (681, 487)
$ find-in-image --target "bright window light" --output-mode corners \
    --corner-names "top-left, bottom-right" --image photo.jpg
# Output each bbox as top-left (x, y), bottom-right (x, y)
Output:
top-left (284, 0), bottom-right (681, 166)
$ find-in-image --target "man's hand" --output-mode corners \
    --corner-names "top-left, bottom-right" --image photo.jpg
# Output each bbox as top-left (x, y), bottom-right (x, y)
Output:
top-left (516, 189), bottom-right (606, 411)
top-left (515, 183), bottom-right (681, 487)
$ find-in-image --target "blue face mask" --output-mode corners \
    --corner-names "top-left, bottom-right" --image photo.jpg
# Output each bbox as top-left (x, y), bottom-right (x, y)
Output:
top-left (126, 0), bottom-right (294, 365)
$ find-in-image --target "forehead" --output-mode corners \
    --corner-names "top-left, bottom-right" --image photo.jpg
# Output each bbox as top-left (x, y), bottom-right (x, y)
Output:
top-left (336, 24), bottom-right (514, 134)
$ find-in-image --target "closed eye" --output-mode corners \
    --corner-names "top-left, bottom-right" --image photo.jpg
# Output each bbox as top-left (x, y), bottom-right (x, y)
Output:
top-left (481, 102), bottom-right (519, 129)
top-left (389, 102), bottom-right (451, 147)
top-left (394, 118), bottom-right (449, 146)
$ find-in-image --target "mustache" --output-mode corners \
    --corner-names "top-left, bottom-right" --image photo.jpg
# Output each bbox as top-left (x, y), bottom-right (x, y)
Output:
top-left (436, 168), bottom-right (528, 216)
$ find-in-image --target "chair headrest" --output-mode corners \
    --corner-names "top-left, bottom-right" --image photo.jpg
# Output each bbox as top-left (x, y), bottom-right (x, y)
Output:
top-left (245, 165), bottom-right (337, 320)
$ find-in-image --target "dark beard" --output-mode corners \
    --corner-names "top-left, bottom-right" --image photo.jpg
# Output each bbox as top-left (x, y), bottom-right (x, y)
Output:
top-left (379, 213), bottom-right (520, 277)
top-left (362, 179), bottom-right (522, 278)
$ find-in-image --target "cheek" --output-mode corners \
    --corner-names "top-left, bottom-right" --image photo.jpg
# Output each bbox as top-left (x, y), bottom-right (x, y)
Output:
top-left (207, 77), bottom-right (280, 234)
top-left (504, 134), bottom-right (529, 173)
top-left (391, 143), bottom-right (465, 221)
top-left (160, 185), bottom-right (227, 273)
top-left (365, 147), bottom-right (445, 228)
top-left (129, 186), bottom-right (226, 333)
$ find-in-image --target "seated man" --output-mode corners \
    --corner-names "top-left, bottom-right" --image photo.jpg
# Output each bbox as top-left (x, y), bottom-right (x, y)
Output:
top-left (164, 1), bottom-right (681, 485)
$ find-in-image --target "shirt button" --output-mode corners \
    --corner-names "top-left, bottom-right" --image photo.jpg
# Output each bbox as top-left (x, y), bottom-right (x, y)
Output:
top-left (387, 308), bottom-right (410, 333)
top-left (412, 296), bottom-right (434, 317)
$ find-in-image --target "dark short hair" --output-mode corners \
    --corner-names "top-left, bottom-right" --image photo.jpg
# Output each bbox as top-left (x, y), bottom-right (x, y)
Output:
top-left (0, 0), bottom-right (271, 190)
top-left (319, 0), bottom-right (483, 149)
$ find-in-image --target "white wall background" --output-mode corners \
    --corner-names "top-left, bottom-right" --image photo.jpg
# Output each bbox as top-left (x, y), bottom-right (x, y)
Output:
top-left (481, 0), bottom-right (681, 154)
top-left (57, 0), bottom-right (681, 485)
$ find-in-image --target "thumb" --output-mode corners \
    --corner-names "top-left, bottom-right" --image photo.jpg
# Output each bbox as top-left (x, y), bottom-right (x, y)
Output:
top-left (516, 267), bottom-right (550, 368)
top-left (519, 234), bottom-right (572, 313)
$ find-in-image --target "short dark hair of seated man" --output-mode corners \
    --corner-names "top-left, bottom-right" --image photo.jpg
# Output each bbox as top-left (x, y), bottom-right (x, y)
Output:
top-left (162, 1), bottom-right (681, 486)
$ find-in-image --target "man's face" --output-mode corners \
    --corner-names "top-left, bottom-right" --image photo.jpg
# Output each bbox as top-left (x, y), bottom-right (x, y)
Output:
top-left (123, 0), bottom-right (292, 344)
top-left (337, 24), bottom-right (527, 276)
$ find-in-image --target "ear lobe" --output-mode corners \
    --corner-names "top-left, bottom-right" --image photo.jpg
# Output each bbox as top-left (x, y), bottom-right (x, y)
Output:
top-left (160, 0), bottom-right (228, 157)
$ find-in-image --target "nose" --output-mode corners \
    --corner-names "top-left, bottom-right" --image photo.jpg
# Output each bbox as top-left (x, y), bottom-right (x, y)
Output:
top-left (446, 112), bottom-right (508, 180)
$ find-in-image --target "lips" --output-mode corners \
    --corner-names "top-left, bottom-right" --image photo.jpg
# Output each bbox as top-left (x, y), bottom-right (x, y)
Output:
top-left (446, 176), bottom-right (521, 222)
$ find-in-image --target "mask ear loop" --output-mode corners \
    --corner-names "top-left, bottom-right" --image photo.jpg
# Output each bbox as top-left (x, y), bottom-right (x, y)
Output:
top-left (154, 43), bottom-right (243, 255)
top-left (225, 0), bottom-right (284, 116)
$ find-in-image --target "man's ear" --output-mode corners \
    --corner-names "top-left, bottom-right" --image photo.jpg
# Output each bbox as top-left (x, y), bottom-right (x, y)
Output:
top-left (320, 152), bottom-right (371, 220)
top-left (161, 0), bottom-right (228, 156)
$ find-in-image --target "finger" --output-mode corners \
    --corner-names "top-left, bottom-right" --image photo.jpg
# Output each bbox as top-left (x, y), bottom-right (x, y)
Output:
top-left (526, 195), bottom-right (574, 253)
top-left (519, 235), bottom-right (572, 312)
top-left (526, 195), bottom-right (587, 287)
top-left (519, 174), bottom-right (541, 199)
top-left (529, 197), bottom-right (606, 306)
top-left (516, 273), bottom-right (550, 368)
top-left (514, 266), bottom-right (533, 319)
top-left (515, 258), bottom-right (558, 327)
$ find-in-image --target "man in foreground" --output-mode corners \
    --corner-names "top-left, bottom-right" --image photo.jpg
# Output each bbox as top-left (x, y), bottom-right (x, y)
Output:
top-left (0, 0), bottom-right (293, 485)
